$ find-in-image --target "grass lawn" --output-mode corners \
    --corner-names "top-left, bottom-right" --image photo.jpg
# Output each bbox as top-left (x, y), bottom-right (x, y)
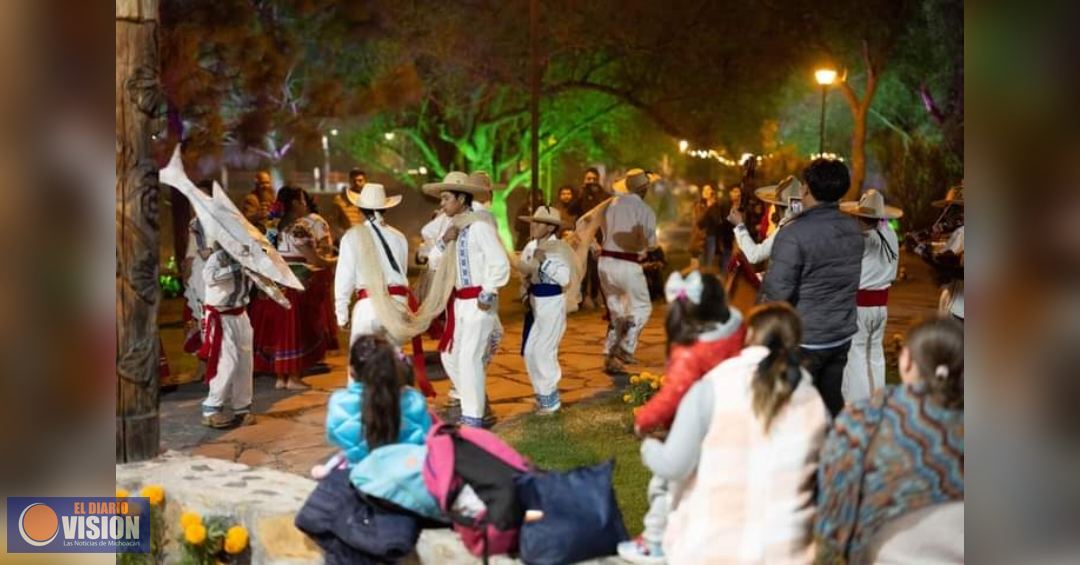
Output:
top-left (498, 393), bottom-right (651, 537)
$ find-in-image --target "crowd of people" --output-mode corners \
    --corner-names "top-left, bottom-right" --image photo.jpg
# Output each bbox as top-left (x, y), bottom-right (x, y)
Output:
top-left (172, 154), bottom-right (964, 563)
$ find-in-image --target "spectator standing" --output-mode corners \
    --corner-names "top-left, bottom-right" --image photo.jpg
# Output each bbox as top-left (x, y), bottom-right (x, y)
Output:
top-left (578, 167), bottom-right (607, 309)
top-left (240, 171), bottom-right (275, 232)
top-left (761, 159), bottom-right (864, 416)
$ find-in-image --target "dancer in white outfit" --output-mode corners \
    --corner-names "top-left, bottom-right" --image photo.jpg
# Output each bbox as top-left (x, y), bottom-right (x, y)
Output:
top-left (840, 189), bottom-right (902, 403)
top-left (599, 169), bottom-right (659, 374)
top-left (199, 244), bottom-right (256, 429)
top-left (422, 172), bottom-right (510, 427)
top-left (516, 206), bottom-right (573, 414)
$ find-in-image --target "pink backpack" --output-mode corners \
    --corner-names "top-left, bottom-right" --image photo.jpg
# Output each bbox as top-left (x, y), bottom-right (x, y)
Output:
top-left (423, 418), bottom-right (530, 560)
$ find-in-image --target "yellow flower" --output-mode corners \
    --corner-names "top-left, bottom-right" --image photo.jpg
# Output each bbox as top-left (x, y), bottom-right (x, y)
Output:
top-left (224, 526), bottom-right (249, 554)
top-left (115, 488), bottom-right (129, 498)
top-left (650, 381), bottom-right (659, 390)
top-left (184, 523), bottom-right (207, 545)
top-left (622, 394), bottom-right (632, 403)
top-left (140, 485), bottom-right (165, 507)
top-left (180, 511), bottom-right (202, 529)
top-left (630, 375), bottom-right (640, 384)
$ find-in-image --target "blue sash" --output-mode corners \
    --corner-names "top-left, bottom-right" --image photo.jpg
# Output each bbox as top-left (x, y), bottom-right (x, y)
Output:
top-left (520, 284), bottom-right (563, 355)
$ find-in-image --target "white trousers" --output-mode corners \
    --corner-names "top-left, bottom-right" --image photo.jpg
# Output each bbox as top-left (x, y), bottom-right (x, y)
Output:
top-left (203, 312), bottom-right (254, 414)
top-left (842, 305), bottom-right (888, 404)
top-left (440, 299), bottom-right (500, 419)
top-left (348, 294), bottom-right (409, 347)
top-left (524, 295), bottom-right (567, 398)
top-left (598, 256), bottom-right (652, 355)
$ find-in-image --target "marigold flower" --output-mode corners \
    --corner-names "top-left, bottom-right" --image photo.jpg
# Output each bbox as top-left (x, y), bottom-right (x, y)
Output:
top-left (140, 485), bottom-right (165, 506)
top-left (630, 375), bottom-right (640, 384)
top-left (180, 511), bottom-right (202, 529)
top-left (650, 381), bottom-right (659, 390)
top-left (115, 488), bottom-right (129, 498)
top-left (224, 525), bottom-right (249, 554)
top-left (622, 394), bottom-right (632, 403)
top-left (184, 523), bottom-right (207, 545)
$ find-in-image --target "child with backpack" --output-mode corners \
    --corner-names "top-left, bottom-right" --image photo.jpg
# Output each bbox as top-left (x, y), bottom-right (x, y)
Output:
top-left (618, 270), bottom-right (745, 564)
top-left (324, 335), bottom-right (433, 466)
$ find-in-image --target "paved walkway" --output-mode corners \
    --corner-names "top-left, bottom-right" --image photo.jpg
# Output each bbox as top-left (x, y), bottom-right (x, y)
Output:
top-left (158, 250), bottom-right (940, 476)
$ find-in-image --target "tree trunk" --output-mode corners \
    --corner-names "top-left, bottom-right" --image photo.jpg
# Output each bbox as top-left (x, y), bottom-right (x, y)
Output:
top-left (847, 103), bottom-right (869, 200)
top-left (117, 0), bottom-right (163, 463)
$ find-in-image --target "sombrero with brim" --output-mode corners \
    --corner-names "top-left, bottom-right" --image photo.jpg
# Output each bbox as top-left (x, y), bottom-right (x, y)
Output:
top-left (518, 205), bottom-right (563, 226)
top-left (754, 176), bottom-right (802, 207)
top-left (932, 185), bottom-right (964, 208)
top-left (840, 188), bottom-right (904, 220)
top-left (346, 183), bottom-right (402, 210)
top-left (611, 168), bottom-right (661, 194)
top-left (422, 171), bottom-right (490, 198)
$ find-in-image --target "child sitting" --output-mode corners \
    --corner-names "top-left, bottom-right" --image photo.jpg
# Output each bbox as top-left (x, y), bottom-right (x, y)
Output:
top-left (324, 335), bottom-right (433, 468)
top-left (618, 270), bottom-right (745, 564)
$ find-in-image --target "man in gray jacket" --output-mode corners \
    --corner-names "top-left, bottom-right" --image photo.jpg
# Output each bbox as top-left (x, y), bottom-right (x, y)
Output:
top-left (761, 159), bottom-right (863, 416)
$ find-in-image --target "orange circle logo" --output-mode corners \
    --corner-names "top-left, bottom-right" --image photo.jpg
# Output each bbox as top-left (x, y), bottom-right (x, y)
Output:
top-left (19, 503), bottom-right (59, 546)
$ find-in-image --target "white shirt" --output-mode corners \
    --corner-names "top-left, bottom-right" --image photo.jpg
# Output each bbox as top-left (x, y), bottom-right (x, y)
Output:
top-left (601, 193), bottom-right (657, 254)
top-left (520, 236), bottom-right (571, 287)
top-left (424, 202), bottom-right (499, 270)
top-left (202, 250), bottom-right (253, 309)
top-left (334, 218), bottom-right (409, 326)
top-left (734, 214), bottom-right (794, 265)
top-left (859, 223), bottom-right (900, 291)
top-left (435, 217), bottom-right (510, 297)
top-left (942, 226), bottom-right (964, 318)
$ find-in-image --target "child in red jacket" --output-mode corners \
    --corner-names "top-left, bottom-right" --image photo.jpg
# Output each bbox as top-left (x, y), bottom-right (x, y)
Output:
top-left (619, 269), bottom-right (745, 564)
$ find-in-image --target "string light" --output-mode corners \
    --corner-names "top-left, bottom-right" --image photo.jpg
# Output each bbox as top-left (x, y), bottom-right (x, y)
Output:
top-left (810, 152), bottom-right (844, 161)
top-left (677, 140), bottom-right (776, 168)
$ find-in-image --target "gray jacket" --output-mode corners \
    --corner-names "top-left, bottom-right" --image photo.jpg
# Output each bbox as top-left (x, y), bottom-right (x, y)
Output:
top-left (761, 203), bottom-right (863, 345)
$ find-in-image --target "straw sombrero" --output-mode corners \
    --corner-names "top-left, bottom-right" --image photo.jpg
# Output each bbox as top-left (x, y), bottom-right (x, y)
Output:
top-left (422, 171), bottom-right (490, 198)
top-left (346, 183), bottom-right (401, 210)
top-left (754, 176), bottom-right (802, 207)
top-left (932, 185), bottom-right (964, 208)
top-left (840, 189), bottom-right (904, 220)
top-left (611, 168), bottom-right (661, 194)
top-left (518, 205), bottom-right (563, 226)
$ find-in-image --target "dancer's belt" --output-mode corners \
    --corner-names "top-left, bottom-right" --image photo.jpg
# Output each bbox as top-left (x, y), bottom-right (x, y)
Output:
top-left (439, 286), bottom-right (484, 353)
top-left (856, 288), bottom-right (890, 307)
top-left (599, 250), bottom-right (641, 263)
top-left (521, 284), bottom-right (563, 356)
top-left (198, 305), bottom-right (246, 383)
top-left (354, 285), bottom-right (435, 397)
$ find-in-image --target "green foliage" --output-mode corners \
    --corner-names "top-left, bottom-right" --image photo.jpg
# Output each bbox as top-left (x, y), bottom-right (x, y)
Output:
top-left (872, 131), bottom-right (961, 232)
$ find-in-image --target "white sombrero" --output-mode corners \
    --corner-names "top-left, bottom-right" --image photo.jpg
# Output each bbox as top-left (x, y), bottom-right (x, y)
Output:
top-left (518, 205), bottom-right (563, 226)
top-left (840, 188), bottom-right (904, 220)
top-left (422, 171), bottom-right (491, 198)
top-left (346, 183), bottom-right (401, 210)
top-left (611, 168), bottom-right (661, 194)
top-left (754, 176), bottom-right (802, 207)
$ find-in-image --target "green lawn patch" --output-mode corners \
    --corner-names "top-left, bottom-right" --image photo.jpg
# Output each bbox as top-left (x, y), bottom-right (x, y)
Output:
top-left (498, 393), bottom-right (651, 537)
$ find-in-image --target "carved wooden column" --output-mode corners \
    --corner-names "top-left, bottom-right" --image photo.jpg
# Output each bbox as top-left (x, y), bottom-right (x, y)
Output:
top-left (116, 0), bottom-right (163, 462)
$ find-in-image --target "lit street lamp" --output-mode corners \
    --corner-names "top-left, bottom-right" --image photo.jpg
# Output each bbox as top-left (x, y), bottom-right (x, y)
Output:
top-left (815, 68), bottom-right (837, 154)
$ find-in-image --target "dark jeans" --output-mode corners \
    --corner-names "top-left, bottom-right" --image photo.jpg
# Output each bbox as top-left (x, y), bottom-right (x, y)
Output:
top-left (801, 342), bottom-right (851, 418)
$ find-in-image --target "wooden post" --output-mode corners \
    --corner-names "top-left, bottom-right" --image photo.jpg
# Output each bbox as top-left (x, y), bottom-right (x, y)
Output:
top-left (116, 0), bottom-right (163, 462)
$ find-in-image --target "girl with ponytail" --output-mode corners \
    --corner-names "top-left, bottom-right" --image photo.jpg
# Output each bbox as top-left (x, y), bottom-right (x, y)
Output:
top-left (816, 317), bottom-right (964, 563)
top-left (637, 302), bottom-right (829, 564)
top-left (325, 335), bottom-right (433, 466)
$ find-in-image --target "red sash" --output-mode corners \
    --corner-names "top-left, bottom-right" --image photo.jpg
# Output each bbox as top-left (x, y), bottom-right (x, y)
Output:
top-left (198, 305), bottom-right (246, 383)
top-left (856, 288), bottom-right (890, 307)
top-left (599, 249), bottom-right (641, 263)
top-left (438, 286), bottom-right (483, 354)
top-left (355, 286), bottom-right (435, 398)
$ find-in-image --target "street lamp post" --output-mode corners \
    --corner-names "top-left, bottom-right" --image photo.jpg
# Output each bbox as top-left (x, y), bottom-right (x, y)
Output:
top-left (815, 68), bottom-right (837, 154)
top-left (321, 128), bottom-right (339, 192)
